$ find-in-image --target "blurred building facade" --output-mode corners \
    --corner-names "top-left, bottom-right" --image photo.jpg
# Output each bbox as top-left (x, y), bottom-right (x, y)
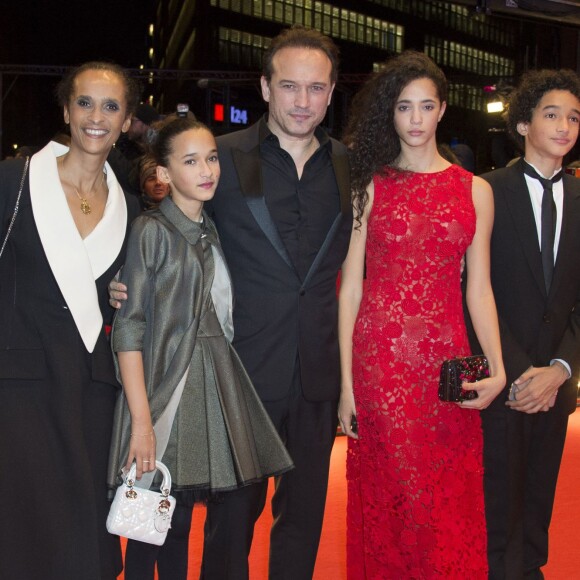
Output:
top-left (143, 0), bottom-right (579, 170)
top-left (2, 1), bottom-right (579, 168)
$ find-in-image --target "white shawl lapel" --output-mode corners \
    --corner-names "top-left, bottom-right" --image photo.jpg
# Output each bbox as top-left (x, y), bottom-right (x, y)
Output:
top-left (29, 141), bottom-right (127, 352)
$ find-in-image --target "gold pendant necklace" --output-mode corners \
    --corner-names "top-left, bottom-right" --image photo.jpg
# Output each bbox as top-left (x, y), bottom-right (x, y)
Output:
top-left (57, 155), bottom-right (106, 216)
top-left (73, 172), bottom-right (105, 215)
top-left (74, 188), bottom-right (92, 215)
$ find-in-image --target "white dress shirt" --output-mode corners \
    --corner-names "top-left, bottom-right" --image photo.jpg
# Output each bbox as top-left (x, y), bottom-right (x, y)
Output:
top-left (523, 159), bottom-right (570, 377)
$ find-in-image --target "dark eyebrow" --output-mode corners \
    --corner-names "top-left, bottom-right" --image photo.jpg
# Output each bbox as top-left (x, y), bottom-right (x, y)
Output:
top-left (542, 104), bottom-right (580, 115)
top-left (182, 149), bottom-right (218, 159)
top-left (396, 98), bottom-right (437, 104)
top-left (278, 79), bottom-right (328, 86)
top-left (76, 94), bottom-right (121, 105)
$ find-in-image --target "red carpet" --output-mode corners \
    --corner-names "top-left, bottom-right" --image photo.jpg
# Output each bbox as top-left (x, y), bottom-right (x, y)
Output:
top-left (543, 408), bottom-right (580, 579)
top-left (121, 409), bottom-right (580, 579)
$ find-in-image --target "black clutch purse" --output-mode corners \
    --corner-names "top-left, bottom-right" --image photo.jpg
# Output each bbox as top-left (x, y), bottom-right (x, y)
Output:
top-left (438, 355), bottom-right (489, 402)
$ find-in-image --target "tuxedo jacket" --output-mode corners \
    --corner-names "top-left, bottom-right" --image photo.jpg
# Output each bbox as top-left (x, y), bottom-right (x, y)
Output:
top-left (0, 154), bottom-right (139, 386)
top-left (209, 121), bottom-right (352, 402)
top-left (479, 161), bottom-right (580, 415)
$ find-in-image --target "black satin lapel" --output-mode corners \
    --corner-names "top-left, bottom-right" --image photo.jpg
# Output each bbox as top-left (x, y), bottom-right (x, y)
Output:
top-left (301, 141), bottom-right (351, 286)
top-left (232, 147), bottom-right (263, 199)
top-left (504, 165), bottom-right (547, 297)
top-left (550, 177), bottom-right (580, 300)
top-left (231, 147), bottom-right (295, 272)
top-left (302, 213), bottom-right (342, 288)
top-left (330, 142), bottom-right (352, 215)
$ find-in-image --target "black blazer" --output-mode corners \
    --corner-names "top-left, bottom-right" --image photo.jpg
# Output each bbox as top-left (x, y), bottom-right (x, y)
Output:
top-left (476, 161), bottom-right (580, 415)
top-left (0, 157), bottom-right (139, 386)
top-left (210, 122), bottom-right (352, 402)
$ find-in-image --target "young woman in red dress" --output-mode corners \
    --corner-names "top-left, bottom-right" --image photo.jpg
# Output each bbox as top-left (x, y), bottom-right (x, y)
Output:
top-left (338, 51), bottom-right (506, 579)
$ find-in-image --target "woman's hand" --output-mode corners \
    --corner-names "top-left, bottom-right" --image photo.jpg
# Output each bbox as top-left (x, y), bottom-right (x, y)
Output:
top-left (459, 372), bottom-right (506, 410)
top-left (462, 177), bottom-right (506, 412)
top-left (338, 386), bottom-right (359, 440)
top-left (125, 426), bottom-right (156, 480)
top-left (117, 351), bottom-right (155, 479)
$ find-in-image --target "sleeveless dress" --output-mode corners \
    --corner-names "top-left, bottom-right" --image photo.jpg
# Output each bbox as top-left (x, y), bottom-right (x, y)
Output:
top-left (347, 165), bottom-right (487, 579)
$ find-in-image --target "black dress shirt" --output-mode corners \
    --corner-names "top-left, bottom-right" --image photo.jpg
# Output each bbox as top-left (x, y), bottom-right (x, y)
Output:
top-left (259, 118), bottom-right (340, 280)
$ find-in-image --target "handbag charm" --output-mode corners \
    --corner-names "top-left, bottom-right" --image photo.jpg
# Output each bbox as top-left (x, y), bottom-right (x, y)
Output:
top-left (438, 355), bottom-right (489, 402)
top-left (106, 461), bottom-right (176, 545)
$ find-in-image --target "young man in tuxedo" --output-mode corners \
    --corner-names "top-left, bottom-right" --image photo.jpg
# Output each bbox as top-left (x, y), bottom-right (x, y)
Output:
top-left (110, 26), bottom-right (352, 579)
top-left (478, 69), bottom-right (580, 579)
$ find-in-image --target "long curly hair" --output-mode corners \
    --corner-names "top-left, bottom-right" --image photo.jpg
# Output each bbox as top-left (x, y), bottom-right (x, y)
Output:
top-left (343, 51), bottom-right (447, 227)
top-left (505, 69), bottom-right (580, 152)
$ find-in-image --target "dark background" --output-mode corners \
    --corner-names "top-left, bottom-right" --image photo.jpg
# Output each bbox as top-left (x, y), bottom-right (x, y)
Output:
top-left (0, 1), bottom-right (155, 157)
top-left (2, 1), bottom-right (580, 167)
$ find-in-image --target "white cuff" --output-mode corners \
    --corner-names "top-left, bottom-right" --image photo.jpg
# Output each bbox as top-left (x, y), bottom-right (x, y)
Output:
top-left (550, 359), bottom-right (571, 379)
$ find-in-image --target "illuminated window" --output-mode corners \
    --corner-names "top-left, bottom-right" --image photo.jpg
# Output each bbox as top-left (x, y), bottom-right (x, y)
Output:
top-left (365, 0), bottom-right (515, 46)
top-left (212, 0), bottom-right (403, 53)
top-left (448, 82), bottom-right (486, 112)
top-left (426, 36), bottom-right (515, 77)
top-left (218, 27), bottom-right (271, 68)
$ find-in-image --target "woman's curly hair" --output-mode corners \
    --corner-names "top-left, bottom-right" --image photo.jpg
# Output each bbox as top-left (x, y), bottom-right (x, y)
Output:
top-left (505, 69), bottom-right (580, 152)
top-left (343, 51), bottom-right (447, 227)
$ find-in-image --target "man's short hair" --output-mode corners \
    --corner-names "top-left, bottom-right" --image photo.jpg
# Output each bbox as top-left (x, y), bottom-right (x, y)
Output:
top-left (262, 25), bottom-right (340, 84)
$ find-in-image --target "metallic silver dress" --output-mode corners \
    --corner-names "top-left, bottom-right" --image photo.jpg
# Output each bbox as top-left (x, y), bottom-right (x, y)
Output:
top-left (107, 197), bottom-right (293, 498)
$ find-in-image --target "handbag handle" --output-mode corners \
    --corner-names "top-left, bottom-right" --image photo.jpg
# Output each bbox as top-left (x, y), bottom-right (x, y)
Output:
top-left (125, 460), bottom-right (172, 496)
top-left (0, 156), bottom-right (30, 261)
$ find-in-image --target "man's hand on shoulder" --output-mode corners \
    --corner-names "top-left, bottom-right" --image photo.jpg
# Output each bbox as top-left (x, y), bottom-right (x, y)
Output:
top-left (109, 278), bottom-right (128, 309)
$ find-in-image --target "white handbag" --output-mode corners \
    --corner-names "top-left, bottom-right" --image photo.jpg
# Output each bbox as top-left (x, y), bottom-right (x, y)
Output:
top-left (106, 461), bottom-right (176, 546)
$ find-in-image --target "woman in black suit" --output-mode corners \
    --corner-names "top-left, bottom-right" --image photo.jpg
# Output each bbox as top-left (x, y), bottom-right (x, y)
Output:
top-left (0, 62), bottom-right (140, 580)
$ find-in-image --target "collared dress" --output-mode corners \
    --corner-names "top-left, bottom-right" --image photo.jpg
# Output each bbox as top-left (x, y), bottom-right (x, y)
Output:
top-left (0, 142), bottom-right (140, 580)
top-left (107, 197), bottom-right (293, 500)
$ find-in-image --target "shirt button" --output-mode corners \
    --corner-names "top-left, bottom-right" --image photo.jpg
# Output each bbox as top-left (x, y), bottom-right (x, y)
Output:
top-left (543, 314), bottom-right (551, 323)
top-left (299, 290), bottom-right (306, 296)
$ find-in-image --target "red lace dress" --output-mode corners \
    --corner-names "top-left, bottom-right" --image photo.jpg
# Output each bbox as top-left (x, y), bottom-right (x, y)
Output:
top-left (347, 165), bottom-right (487, 579)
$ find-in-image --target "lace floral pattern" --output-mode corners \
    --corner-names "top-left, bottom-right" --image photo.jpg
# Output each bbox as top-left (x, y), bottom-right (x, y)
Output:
top-left (347, 165), bottom-right (487, 579)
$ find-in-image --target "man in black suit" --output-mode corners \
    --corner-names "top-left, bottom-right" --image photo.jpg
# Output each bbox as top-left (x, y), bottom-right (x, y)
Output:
top-left (111, 26), bottom-right (351, 579)
top-left (477, 69), bottom-right (580, 579)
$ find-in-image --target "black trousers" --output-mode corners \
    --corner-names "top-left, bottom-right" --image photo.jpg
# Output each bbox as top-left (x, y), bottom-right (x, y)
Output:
top-left (124, 502), bottom-right (194, 580)
top-left (482, 400), bottom-right (569, 580)
top-left (200, 369), bottom-right (338, 580)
